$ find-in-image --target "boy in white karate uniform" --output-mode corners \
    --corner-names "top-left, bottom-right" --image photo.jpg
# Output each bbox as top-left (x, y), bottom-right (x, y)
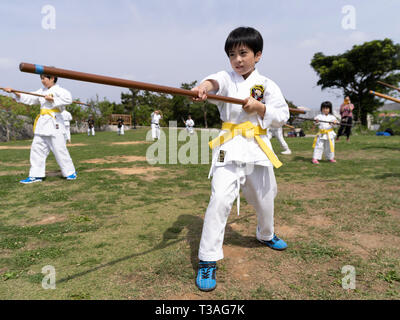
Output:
top-left (61, 109), bottom-right (73, 143)
top-left (267, 127), bottom-right (292, 154)
top-left (312, 101), bottom-right (339, 164)
top-left (5, 74), bottom-right (77, 183)
top-left (150, 110), bottom-right (162, 140)
top-left (192, 27), bottom-right (289, 292)
top-left (185, 115), bottom-right (195, 134)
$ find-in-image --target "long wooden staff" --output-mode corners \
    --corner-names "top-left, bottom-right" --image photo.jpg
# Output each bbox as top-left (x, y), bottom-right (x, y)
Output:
top-left (369, 90), bottom-right (400, 103)
top-left (0, 87), bottom-right (90, 106)
top-left (296, 117), bottom-right (353, 127)
top-left (19, 63), bottom-right (305, 115)
top-left (376, 81), bottom-right (400, 93)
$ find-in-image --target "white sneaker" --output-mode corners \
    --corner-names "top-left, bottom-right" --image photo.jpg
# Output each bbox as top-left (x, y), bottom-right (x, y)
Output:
top-left (281, 149), bottom-right (292, 155)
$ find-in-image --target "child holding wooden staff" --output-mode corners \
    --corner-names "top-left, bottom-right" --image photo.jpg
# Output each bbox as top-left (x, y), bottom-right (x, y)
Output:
top-left (191, 26), bottom-right (289, 292)
top-left (4, 74), bottom-right (77, 183)
top-left (312, 101), bottom-right (339, 164)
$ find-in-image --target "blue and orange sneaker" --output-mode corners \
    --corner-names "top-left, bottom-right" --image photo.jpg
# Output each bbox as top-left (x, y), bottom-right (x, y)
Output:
top-left (257, 234), bottom-right (288, 251)
top-left (196, 261), bottom-right (217, 292)
top-left (19, 177), bottom-right (43, 184)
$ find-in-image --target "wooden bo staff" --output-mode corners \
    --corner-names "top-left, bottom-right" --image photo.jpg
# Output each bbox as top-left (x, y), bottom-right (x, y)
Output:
top-left (376, 81), bottom-right (400, 93)
top-left (19, 63), bottom-right (305, 115)
top-left (0, 87), bottom-right (90, 106)
top-left (369, 90), bottom-right (400, 104)
top-left (296, 117), bottom-right (353, 127)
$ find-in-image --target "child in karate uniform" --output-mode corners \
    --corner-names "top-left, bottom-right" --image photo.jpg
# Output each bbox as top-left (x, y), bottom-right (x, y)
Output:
top-left (312, 101), bottom-right (339, 164)
top-left (185, 115), bottom-right (195, 135)
top-left (151, 110), bottom-right (162, 140)
top-left (267, 127), bottom-right (292, 154)
top-left (5, 74), bottom-right (77, 183)
top-left (192, 27), bottom-right (289, 292)
top-left (61, 109), bottom-right (73, 143)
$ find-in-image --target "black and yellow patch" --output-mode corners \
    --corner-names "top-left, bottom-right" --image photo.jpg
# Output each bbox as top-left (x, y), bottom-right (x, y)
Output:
top-left (250, 85), bottom-right (265, 101)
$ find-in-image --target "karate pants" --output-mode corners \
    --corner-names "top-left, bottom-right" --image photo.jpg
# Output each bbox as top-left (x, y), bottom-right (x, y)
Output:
top-left (88, 128), bottom-right (95, 136)
top-left (65, 125), bottom-right (71, 142)
top-left (29, 134), bottom-right (76, 178)
top-left (198, 163), bottom-right (277, 261)
top-left (118, 125), bottom-right (125, 135)
top-left (151, 124), bottom-right (160, 139)
top-left (267, 128), bottom-right (289, 151)
top-left (312, 137), bottom-right (335, 160)
top-left (186, 126), bottom-right (194, 135)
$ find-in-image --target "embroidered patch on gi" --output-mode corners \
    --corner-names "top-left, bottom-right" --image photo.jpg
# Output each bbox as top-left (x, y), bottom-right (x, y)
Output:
top-left (218, 150), bottom-right (226, 163)
top-left (250, 85), bottom-right (265, 101)
top-left (56, 124), bottom-right (59, 129)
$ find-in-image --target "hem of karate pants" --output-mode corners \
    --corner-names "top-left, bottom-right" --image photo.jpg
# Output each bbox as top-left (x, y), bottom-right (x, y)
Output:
top-left (198, 251), bottom-right (224, 262)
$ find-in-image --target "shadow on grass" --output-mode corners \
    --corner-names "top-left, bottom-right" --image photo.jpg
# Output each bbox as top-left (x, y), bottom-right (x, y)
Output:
top-left (374, 173), bottom-right (400, 179)
top-left (292, 156), bottom-right (312, 163)
top-left (361, 145), bottom-right (400, 151)
top-left (57, 213), bottom-right (261, 284)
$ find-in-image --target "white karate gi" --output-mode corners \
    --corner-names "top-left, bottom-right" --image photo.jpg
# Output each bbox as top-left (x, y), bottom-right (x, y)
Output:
top-left (151, 112), bottom-right (162, 140)
top-left (17, 85), bottom-right (76, 178)
top-left (312, 114), bottom-right (338, 161)
top-left (185, 119), bottom-right (195, 134)
top-left (61, 110), bottom-right (73, 142)
top-left (267, 127), bottom-right (290, 152)
top-left (198, 69), bottom-right (289, 262)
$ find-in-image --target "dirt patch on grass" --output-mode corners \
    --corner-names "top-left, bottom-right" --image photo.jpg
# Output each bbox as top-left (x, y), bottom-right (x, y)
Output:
top-left (32, 215), bottom-right (67, 226)
top-left (0, 146), bottom-right (30, 150)
top-left (67, 143), bottom-right (88, 147)
top-left (86, 166), bottom-right (164, 180)
top-left (111, 141), bottom-right (151, 145)
top-left (81, 156), bottom-right (147, 164)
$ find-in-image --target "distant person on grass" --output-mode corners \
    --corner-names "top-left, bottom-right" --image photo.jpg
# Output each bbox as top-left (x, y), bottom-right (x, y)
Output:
top-left (312, 101), bottom-right (339, 164)
top-left (191, 26), bottom-right (289, 292)
top-left (151, 110), bottom-right (162, 140)
top-left (4, 74), bottom-right (77, 183)
top-left (61, 109), bottom-right (73, 143)
top-left (87, 116), bottom-right (95, 136)
top-left (117, 116), bottom-right (125, 135)
top-left (336, 96), bottom-right (354, 142)
top-left (267, 126), bottom-right (292, 155)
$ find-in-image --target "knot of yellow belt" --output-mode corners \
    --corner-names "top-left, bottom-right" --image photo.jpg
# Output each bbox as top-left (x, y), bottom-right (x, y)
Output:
top-left (33, 108), bottom-right (61, 133)
top-left (312, 128), bottom-right (334, 153)
top-left (209, 121), bottom-right (283, 169)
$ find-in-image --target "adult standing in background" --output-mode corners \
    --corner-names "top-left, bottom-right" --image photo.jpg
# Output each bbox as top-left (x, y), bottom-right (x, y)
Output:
top-left (336, 96), bottom-right (354, 142)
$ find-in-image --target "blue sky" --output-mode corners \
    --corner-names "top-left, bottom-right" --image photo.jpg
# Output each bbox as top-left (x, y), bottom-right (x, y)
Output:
top-left (1, 0), bottom-right (400, 112)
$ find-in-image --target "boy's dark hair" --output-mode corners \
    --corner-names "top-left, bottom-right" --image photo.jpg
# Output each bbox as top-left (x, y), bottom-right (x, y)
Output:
top-left (224, 27), bottom-right (263, 56)
top-left (40, 74), bottom-right (58, 84)
top-left (320, 101), bottom-right (333, 114)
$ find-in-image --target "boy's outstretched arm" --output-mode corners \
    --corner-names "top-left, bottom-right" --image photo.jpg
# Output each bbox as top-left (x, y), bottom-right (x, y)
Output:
top-left (191, 80), bottom-right (219, 101)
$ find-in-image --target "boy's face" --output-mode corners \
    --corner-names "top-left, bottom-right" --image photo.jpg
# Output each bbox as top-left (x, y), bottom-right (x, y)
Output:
top-left (228, 44), bottom-right (262, 79)
top-left (322, 107), bottom-right (330, 115)
top-left (40, 75), bottom-right (55, 88)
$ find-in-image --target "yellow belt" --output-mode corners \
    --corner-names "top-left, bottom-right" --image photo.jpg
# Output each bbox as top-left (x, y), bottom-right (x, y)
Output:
top-left (312, 129), bottom-right (334, 153)
top-left (209, 121), bottom-right (283, 169)
top-left (33, 108), bottom-right (61, 133)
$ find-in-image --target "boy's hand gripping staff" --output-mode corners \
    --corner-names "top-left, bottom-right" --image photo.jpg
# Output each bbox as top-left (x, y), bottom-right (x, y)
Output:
top-left (19, 63), bottom-right (305, 115)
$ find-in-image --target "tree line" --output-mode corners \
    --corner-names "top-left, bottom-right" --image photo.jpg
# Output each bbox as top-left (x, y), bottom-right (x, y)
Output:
top-left (1, 38), bottom-right (399, 135)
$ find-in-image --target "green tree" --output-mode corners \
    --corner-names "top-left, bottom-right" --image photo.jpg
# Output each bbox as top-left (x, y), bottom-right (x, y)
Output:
top-left (310, 38), bottom-right (400, 125)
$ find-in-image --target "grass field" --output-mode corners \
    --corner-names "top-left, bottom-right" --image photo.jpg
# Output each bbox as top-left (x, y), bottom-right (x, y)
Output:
top-left (0, 128), bottom-right (399, 300)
